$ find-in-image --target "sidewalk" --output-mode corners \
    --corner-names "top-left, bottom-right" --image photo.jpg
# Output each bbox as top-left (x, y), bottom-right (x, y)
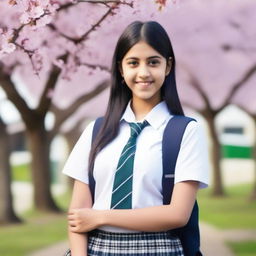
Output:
top-left (28, 241), bottom-right (69, 256)
top-left (200, 222), bottom-right (234, 256)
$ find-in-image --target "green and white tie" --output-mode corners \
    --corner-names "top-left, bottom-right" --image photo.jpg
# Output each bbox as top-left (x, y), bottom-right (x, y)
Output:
top-left (110, 121), bottom-right (148, 209)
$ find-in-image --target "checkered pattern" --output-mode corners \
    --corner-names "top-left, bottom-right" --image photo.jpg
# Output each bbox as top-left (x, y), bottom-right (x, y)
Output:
top-left (87, 229), bottom-right (184, 256)
top-left (64, 248), bottom-right (71, 256)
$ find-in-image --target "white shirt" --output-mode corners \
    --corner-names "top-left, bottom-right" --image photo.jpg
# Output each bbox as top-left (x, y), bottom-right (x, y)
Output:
top-left (62, 101), bottom-right (209, 232)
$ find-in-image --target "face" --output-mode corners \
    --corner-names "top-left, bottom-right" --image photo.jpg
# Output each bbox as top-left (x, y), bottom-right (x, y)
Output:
top-left (119, 40), bottom-right (172, 105)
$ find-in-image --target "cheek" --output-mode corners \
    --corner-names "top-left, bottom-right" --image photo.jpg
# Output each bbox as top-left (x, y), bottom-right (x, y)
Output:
top-left (153, 70), bottom-right (166, 83)
top-left (123, 70), bottom-right (135, 82)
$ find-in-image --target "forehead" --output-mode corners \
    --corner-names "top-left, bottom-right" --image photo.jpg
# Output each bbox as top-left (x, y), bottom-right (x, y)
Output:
top-left (123, 41), bottom-right (163, 60)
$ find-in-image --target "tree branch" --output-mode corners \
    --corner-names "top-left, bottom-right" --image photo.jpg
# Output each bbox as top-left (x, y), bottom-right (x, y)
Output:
top-left (48, 5), bottom-right (116, 45)
top-left (221, 63), bottom-right (256, 110)
top-left (36, 54), bottom-right (67, 116)
top-left (50, 79), bottom-right (109, 137)
top-left (58, 0), bottom-right (133, 11)
top-left (6, 0), bottom-right (131, 48)
top-left (182, 65), bottom-right (214, 113)
top-left (78, 61), bottom-right (110, 72)
top-left (0, 66), bottom-right (32, 126)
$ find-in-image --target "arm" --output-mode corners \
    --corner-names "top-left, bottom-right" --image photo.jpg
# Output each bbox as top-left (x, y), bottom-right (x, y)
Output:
top-left (68, 180), bottom-right (92, 256)
top-left (69, 180), bottom-right (199, 233)
top-left (102, 180), bottom-right (199, 231)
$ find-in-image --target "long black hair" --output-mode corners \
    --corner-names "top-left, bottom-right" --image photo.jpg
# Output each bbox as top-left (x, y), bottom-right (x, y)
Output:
top-left (89, 20), bottom-right (184, 172)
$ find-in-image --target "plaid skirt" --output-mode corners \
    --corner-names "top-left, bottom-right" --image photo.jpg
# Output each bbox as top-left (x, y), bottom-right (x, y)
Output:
top-left (86, 229), bottom-right (184, 256)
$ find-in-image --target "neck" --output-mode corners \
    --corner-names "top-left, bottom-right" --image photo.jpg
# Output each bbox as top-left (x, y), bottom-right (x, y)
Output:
top-left (131, 97), bottom-right (161, 121)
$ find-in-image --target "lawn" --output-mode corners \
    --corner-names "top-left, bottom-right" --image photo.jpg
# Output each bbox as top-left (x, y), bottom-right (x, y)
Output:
top-left (228, 241), bottom-right (256, 256)
top-left (11, 163), bottom-right (31, 182)
top-left (198, 183), bottom-right (256, 256)
top-left (198, 183), bottom-right (256, 229)
top-left (0, 213), bottom-right (67, 255)
top-left (0, 191), bottom-right (71, 256)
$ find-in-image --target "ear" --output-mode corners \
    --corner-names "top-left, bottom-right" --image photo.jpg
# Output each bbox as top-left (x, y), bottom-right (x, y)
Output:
top-left (165, 57), bottom-right (172, 76)
top-left (118, 61), bottom-right (123, 77)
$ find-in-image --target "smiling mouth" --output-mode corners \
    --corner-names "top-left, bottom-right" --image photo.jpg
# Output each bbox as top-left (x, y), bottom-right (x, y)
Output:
top-left (135, 81), bottom-right (153, 86)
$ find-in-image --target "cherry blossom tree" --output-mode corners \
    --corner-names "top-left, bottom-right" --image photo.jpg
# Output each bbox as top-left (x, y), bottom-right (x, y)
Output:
top-left (1, 0), bottom-right (255, 219)
top-left (0, 0), bottom-right (126, 213)
top-left (0, 0), bottom-right (169, 213)
top-left (169, 0), bottom-right (256, 196)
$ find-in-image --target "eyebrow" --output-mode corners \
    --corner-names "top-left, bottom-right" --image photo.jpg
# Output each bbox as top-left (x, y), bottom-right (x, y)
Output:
top-left (125, 56), bottom-right (162, 61)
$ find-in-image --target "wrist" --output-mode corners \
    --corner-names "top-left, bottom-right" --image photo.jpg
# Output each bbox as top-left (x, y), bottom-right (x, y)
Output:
top-left (96, 210), bottom-right (108, 227)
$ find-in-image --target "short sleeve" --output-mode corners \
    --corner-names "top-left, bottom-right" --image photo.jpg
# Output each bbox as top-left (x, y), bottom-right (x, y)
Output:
top-left (62, 120), bottom-right (95, 184)
top-left (174, 121), bottom-right (210, 189)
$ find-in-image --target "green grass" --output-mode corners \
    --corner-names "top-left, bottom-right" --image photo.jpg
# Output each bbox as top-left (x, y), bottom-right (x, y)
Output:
top-left (198, 183), bottom-right (256, 229)
top-left (11, 162), bottom-right (60, 183)
top-left (198, 184), bottom-right (256, 256)
top-left (0, 190), bottom-right (72, 256)
top-left (0, 213), bottom-right (67, 255)
top-left (11, 163), bottom-right (31, 182)
top-left (228, 241), bottom-right (256, 256)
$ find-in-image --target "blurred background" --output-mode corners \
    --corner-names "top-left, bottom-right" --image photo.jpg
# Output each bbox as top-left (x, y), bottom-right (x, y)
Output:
top-left (0, 0), bottom-right (255, 255)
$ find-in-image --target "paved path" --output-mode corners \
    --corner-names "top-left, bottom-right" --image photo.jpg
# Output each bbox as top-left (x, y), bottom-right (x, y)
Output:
top-left (29, 241), bottom-right (69, 256)
top-left (200, 222), bottom-right (234, 256)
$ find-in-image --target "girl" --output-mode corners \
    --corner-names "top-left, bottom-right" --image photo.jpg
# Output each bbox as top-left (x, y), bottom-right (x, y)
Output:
top-left (63, 21), bottom-right (209, 256)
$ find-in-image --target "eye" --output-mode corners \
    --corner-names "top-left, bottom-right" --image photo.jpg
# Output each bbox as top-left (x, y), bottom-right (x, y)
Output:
top-left (127, 60), bottom-right (138, 66)
top-left (148, 59), bottom-right (160, 66)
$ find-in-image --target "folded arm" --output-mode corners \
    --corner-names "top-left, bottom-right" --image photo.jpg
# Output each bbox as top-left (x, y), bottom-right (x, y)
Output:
top-left (69, 180), bottom-right (199, 232)
top-left (68, 180), bottom-right (92, 256)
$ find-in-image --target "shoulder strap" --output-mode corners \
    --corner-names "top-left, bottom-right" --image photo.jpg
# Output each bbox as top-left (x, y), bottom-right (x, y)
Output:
top-left (163, 115), bottom-right (203, 256)
top-left (162, 115), bottom-right (196, 205)
top-left (89, 117), bottom-right (104, 203)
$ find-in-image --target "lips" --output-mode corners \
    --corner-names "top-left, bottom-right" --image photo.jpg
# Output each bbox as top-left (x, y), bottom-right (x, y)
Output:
top-left (135, 81), bottom-right (153, 86)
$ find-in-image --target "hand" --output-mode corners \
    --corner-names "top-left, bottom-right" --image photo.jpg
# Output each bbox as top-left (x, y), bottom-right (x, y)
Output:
top-left (68, 208), bottom-right (104, 233)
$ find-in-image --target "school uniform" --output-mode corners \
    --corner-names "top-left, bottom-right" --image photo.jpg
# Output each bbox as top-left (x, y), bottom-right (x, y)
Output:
top-left (62, 100), bottom-right (209, 255)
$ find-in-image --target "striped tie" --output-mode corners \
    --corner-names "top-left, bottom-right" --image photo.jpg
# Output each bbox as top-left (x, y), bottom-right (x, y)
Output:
top-left (110, 120), bottom-right (148, 209)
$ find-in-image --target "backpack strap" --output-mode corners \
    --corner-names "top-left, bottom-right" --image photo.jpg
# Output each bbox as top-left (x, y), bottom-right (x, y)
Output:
top-left (162, 115), bottom-right (202, 256)
top-left (89, 117), bottom-right (104, 203)
top-left (162, 115), bottom-right (196, 204)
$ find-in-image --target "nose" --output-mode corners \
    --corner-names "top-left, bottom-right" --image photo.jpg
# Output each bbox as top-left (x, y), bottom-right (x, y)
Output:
top-left (138, 64), bottom-right (150, 78)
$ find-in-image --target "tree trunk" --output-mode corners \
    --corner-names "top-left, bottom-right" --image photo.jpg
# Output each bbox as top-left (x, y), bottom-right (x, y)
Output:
top-left (0, 118), bottom-right (21, 224)
top-left (26, 125), bottom-right (60, 212)
top-left (205, 112), bottom-right (225, 196)
top-left (62, 124), bottom-right (84, 190)
top-left (250, 130), bottom-right (256, 200)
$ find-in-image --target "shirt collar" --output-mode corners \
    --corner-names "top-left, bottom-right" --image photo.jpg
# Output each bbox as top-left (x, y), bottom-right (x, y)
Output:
top-left (121, 100), bottom-right (172, 130)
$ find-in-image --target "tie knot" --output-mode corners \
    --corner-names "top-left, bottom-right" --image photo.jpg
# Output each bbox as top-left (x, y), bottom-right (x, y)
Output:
top-left (129, 120), bottom-right (149, 138)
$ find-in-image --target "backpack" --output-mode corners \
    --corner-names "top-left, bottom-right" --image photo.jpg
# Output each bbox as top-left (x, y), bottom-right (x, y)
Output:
top-left (89, 116), bottom-right (203, 256)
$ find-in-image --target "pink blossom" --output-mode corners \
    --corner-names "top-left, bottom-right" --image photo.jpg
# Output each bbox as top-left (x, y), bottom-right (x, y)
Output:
top-left (20, 12), bottom-right (31, 24)
top-left (31, 50), bottom-right (43, 73)
top-left (30, 6), bottom-right (44, 19)
top-left (0, 0), bottom-right (254, 117)
top-left (52, 58), bottom-right (64, 69)
top-left (1, 42), bottom-right (16, 53)
top-left (0, 28), bottom-right (16, 58)
top-left (35, 15), bottom-right (53, 28)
